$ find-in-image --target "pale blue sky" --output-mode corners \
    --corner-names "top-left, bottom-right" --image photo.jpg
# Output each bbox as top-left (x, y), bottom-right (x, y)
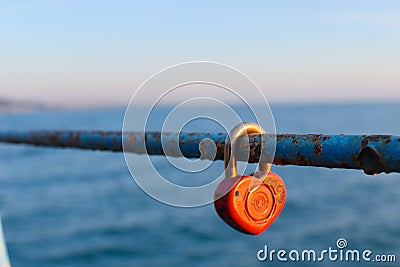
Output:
top-left (1, 1), bottom-right (399, 106)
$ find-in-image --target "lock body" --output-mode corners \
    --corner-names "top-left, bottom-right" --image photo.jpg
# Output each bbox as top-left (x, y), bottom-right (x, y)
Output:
top-left (214, 172), bottom-right (286, 235)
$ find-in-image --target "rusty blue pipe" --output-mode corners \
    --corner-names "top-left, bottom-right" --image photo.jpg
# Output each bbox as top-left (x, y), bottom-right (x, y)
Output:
top-left (0, 130), bottom-right (399, 175)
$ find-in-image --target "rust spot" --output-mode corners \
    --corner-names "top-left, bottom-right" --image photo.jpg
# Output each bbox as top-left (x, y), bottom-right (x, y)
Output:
top-left (339, 163), bottom-right (352, 169)
top-left (214, 142), bottom-right (225, 161)
top-left (276, 134), bottom-right (296, 142)
top-left (361, 135), bottom-right (391, 148)
top-left (251, 142), bottom-right (262, 163)
top-left (361, 137), bottom-right (368, 147)
top-left (322, 136), bottom-right (331, 141)
top-left (291, 139), bottom-right (298, 145)
top-left (313, 144), bottom-right (322, 156)
top-left (112, 136), bottom-right (118, 145)
top-left (312, 134), bottom-right (322, 143)
top-left (49, 134), bottom-right (59, 145)
top-left (272, 156), bottom-right (296, 166)
top-left (296, 152), bottom-right (309, 165)
top-left (355, 146), bottom-right (385, 175)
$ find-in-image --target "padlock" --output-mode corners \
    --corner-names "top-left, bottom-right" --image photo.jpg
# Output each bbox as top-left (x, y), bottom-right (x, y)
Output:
top-left (214, 122), bottom-right (286, 235)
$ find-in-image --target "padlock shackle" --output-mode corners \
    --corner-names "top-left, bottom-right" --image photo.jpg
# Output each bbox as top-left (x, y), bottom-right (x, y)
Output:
top-left (224, 122), bottom-right (271, 178)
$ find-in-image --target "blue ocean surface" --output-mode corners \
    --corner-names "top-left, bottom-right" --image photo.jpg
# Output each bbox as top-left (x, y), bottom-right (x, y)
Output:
top-left (0, 103), bottom-right (399, 266)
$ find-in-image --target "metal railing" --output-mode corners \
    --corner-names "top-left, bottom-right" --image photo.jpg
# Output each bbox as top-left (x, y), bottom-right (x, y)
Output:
top-left (1, 130), bottom-right (399, 175)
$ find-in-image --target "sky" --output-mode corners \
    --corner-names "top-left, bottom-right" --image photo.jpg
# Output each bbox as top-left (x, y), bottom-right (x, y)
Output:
top-left (1, 1), bottom-right (400, 107)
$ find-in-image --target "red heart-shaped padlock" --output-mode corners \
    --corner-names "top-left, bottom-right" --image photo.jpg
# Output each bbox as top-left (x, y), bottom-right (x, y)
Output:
top-left (214, 172), bottom-right (286, 235)
top-left (214, 122), bottom-right (286, 235)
